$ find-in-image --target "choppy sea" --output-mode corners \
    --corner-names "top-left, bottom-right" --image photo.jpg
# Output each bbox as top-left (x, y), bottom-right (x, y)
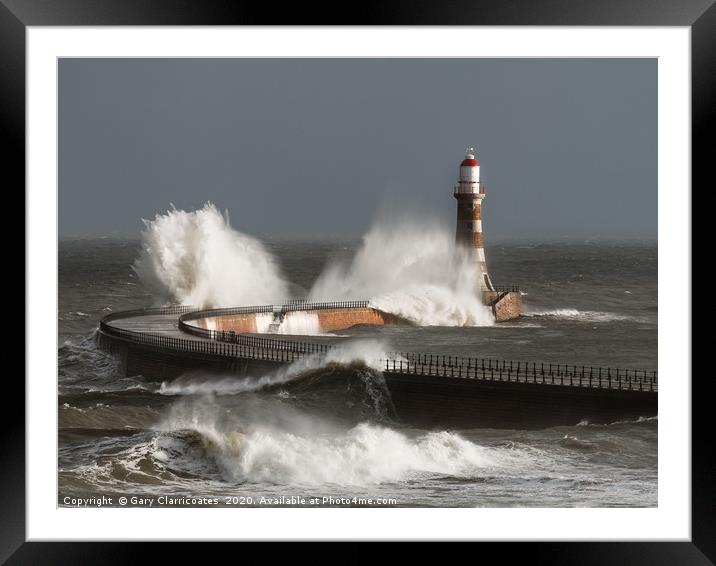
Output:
top-left (59, 239), bottom-right (657, 507)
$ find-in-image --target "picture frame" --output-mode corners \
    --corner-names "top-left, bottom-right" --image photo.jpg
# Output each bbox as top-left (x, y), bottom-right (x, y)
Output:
top-left (7, 0), bottom-right (709, 559)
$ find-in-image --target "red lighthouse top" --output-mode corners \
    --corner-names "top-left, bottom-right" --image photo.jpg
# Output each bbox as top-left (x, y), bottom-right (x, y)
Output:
top-left (461, 146), bottom-right (479, 167)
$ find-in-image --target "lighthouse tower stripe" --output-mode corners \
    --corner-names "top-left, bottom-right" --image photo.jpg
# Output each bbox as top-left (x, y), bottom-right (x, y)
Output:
top-left (454, 148), bottom-right (494, 292)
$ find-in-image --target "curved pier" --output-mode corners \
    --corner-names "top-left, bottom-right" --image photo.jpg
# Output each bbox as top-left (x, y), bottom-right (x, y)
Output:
top-left (97, 303), bottom-right (658, 429)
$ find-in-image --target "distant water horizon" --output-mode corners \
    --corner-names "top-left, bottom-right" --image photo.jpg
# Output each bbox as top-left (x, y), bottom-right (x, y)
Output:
top-left (59, 234), bottom-right (659, 244)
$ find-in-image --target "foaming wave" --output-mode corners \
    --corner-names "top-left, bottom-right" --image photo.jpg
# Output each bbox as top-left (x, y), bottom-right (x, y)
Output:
top-left (309, 217), bottom-right (494, 327)
top-left (576, 415), bottom-right (658, 427)
top-left (85, 382), bottom-right (154, 394)
top-left (524, 308), bottom-right (632, 323)
top-left (255, 311), bottom-right (322, 335)
top-left (67, 422), bottom-right (522, 488)
top-left (65, 431), bottom-right (222, 488)
top-left (201, 423), bottom-right (501, 485)
top-left (150, 333), bottom-right (541, 486)
top-left (159, 339), bottom-right (394, 396)
top-left (370, 284), bottom-right (491, 327)
top-left (132, 204), bottom-right (494, 326)
top-left (133, 203), bottom-right (289, 308)
top-left (157, 394), bottom-right (522, 486)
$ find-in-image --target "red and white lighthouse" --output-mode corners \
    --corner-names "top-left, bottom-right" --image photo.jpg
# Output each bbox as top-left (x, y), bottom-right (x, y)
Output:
top-left (454, 147), bottom-right (494, 292)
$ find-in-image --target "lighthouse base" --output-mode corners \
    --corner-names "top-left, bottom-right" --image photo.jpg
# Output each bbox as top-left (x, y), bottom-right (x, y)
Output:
top-left (483, 291), bottom-right (523, 322)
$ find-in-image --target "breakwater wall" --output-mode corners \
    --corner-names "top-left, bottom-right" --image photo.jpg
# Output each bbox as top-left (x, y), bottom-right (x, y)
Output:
top-left (97, 305), bottom-right (657, 429)
top-left (185, 301), bottom-right (405, 334)
top-left (484, 287), bottom-right (523, 322)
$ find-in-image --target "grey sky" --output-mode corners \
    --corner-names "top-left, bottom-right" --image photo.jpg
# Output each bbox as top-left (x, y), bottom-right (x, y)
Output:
top-left (59, 58), bottom-right (656, 241)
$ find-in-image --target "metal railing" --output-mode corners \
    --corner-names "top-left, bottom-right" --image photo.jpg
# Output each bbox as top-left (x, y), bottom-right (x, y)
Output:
top-left (381, 355), bottom-right (657, 391)
top-left (285, 300), bottom-right (370, 312)
top-left (98, 306), bottom-right (657, 393)
top-left (100, 305), bottom-right (198, 323)
top-left (99, 321), bottom-right (315, 364)
top-left (178, 326), bottom-right (332, 355)
top-left (454, 184), bottom-right (486, 195)
top-left (492, 285), bottom-right (521, 294)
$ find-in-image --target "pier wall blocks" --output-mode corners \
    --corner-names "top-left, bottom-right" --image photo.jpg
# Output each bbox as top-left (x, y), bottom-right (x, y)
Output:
top-left (195, 313), bottom-right (257, 333)
top-left (194, 307), bottom-right (404, 334)
top-left (315, 307), bottom-right (403, 331)
top-left (482, 291), bottom-right (523, 322)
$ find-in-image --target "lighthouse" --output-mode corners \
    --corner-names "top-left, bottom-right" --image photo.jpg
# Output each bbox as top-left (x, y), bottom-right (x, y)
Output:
top-left (454, 147), bottom-right (495, 293)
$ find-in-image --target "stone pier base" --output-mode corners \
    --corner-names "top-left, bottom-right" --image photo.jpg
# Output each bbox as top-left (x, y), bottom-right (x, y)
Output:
top-left (483, 291), bottom-right (523, 322)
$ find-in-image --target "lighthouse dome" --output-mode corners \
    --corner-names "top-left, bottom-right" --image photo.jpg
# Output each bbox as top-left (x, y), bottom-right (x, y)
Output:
top-left (461, 147), bottom-right (479, 167)
top-left (459, 148), bottom-right (481, 182)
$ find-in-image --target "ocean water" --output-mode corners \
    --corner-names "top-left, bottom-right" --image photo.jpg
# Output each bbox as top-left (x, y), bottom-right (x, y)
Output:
top-left (58, 238), bottom-right (657, 507)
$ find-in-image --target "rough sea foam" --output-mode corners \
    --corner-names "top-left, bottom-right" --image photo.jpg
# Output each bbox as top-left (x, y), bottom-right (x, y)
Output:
top-left (133, 203), bottom-right (289, 308)
top-left (134, 204), bottom-right (494, 327)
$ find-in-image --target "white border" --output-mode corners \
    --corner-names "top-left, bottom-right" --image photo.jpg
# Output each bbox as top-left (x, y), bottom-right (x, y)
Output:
top-left (27, 27), bottom-right (691, 541)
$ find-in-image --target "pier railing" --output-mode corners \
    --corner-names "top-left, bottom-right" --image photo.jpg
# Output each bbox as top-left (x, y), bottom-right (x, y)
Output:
top-left (99, 306), bottom-right (657, 392)
top-left (178, 300), bottom-right (370, 325)
top-left (100, 305), bottom-right (199, 323)
top-left (99, 321), bottom-right (316, 364)
top-left (278, 300), bottom-right (370, 312)
top-left (181, 327), bottom-right (333, 355)
top-left (492, 285), bottom-right (521, 294)
top-left (381, 356), bottom-right (657, 392)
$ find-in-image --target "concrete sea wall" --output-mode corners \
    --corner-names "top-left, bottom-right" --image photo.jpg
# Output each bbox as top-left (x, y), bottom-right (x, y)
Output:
top-left (97, 333), bottom-right (656, 429)
top-left (192, 306), bottom-right (405, 334)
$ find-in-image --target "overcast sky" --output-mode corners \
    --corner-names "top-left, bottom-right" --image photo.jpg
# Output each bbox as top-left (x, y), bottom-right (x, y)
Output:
top-left (59, 58), bottom-right (656, 241)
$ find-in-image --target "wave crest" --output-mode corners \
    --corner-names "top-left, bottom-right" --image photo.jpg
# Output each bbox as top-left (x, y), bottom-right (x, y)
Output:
top-left (133, 203), bottom-right (289, 308)
top-left (523, 308), bottom-right (632, 323)
top-left (310, 218), bottom-right (494, 327)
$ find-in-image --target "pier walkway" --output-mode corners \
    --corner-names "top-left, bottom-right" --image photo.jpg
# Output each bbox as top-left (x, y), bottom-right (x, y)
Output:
top-left (99, 304), bottom-right (658, 393)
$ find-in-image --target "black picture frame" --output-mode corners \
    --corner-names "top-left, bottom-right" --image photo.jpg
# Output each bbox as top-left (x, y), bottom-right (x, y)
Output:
top-left (7, 0), bottom-right (709, 560)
